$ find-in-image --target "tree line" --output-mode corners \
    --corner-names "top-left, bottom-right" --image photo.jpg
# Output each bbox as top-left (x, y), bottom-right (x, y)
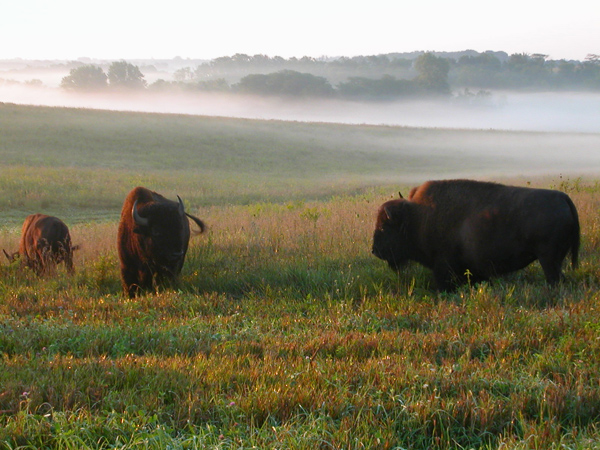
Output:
top-left (61, 60), bottom-right (147, 91)
top-left (61, 52), bottom-right (600, 100)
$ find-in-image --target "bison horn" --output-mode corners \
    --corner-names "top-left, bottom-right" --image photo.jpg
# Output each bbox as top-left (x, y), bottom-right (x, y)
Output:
top-left (3, 249), bottom-right (18, 263)
top-left (177, 195), bottom-right (185, 216)
top-left (399, 191), bottom-right (404, 199)
top-left (384, 206), bottom-right (393, 220)
top-left (132, 200), bottom-right (149, 227)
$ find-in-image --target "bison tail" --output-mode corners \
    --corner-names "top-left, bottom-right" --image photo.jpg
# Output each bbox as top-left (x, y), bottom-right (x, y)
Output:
top-left (567, 196), bottom-right (580, 270)
top-left (186, 213), bottom-right (206, 235)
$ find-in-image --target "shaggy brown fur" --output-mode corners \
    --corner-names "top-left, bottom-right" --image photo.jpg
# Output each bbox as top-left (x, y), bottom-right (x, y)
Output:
top-left (3, 214), bottom-right (78, 275)
top-left (117, 186), bottom-right (205, 298)
top-left (372, 179), bottom-right (580, 291)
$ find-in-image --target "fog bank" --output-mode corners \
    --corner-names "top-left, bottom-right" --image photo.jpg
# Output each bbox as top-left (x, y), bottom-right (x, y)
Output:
top-left (1, 84), bottom-right (599, 133)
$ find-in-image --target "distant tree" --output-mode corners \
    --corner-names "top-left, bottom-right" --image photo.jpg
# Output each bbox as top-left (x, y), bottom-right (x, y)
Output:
top-left (235, 70), bottom-right (334, 97)
top-left (337, 75), bottom-right (415, 100)
top-left (505, 53), bottom-right (551, 88)
top-left (413, 53), bottom-right (450, 94)
top-left (25, 79), bottom-right (43, 87)
top-left (585, 54), bottom-right (600, 64)
top-left (457, 53), bottom-right (502, 69)
top-left (173, 67), bottom-right (195, 82)
top-left (454, 53), bottom-right (502, 88)
top-left (60, 65), bottom-right (108, 91)
top-left (579, 56), bottom-right (600, 88)
top-left (195, 78), bottom-right (230, 92)
top-left (148, 79), bottom-right (171, 91)
top-left (108, 61), bottom-right (146, 89)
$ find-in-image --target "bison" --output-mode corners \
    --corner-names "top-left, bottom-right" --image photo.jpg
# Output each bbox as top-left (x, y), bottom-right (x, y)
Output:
top-left (3, 213), bottom-right (79, 275)
top-left (372, 179), bottom-right (580, 291)
top-left (117, 186), bottom-right (206, 298)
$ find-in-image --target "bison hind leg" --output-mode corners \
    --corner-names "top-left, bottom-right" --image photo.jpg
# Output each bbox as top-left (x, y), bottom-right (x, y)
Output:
top-left (538, 256), bottom-right (565, 286)
top-left (537, 245), bottom-right (571, 285)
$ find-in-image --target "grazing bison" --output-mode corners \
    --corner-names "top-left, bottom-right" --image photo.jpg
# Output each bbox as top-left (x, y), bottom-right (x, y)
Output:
top-left (3, 214), bottom-right (78, 275)
top-left (117, 186), bottom-right (206, 298)
top-left (372, 179), bottom-right (580, 291)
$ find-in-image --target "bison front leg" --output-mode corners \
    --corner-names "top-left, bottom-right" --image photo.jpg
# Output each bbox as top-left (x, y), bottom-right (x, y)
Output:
top-left (432, 260), bottom-right (459, 292)
top-left (432, 258), bottom-right (474, 292)
top-left (121, 266), bottom-right (144, 298)
top-left (64, 256), bottom-right (75, 274)
top-left (29, 257), bottom-right (45, 276)
top-left (59, 244), bottom-right (75, 274)
top-left (121, 270), bottom-right (138, 298)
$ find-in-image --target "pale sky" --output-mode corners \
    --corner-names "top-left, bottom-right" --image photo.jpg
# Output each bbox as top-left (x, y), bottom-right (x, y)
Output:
top-left (1, 0), bottom-right (597, 61)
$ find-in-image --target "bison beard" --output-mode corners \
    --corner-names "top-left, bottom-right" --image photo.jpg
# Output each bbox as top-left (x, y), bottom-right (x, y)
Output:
top-left (372, 179), bottom-right (580, 291)
top-left (117, 186), bottom-right (205, 298)
top-left (3, 214), bottom-right (78, 275)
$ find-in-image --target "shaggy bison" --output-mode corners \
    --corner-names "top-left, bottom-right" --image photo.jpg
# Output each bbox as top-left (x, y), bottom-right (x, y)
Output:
top-left (3, 213), bottom-right (78, 275)
top-left (372, 179), bottom-right (580, 291)
top-left (117, 186), bottom-right (206, 298)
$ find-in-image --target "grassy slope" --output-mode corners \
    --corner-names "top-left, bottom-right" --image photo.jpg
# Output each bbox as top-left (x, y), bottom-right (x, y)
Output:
top-left (2, 103), bottom-right (600, 448)
top-left (3, 102), bottom-right (600, 223)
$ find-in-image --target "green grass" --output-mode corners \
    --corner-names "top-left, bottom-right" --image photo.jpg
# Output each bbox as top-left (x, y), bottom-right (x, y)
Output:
top-left (2, 103), bottom-right (600, 448)
top-left (3, 102), bottom-right (600, 224)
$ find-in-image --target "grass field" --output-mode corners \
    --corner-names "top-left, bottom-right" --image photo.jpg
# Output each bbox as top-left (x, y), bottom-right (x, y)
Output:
top-left (2, 102), bottom-right (600, 449)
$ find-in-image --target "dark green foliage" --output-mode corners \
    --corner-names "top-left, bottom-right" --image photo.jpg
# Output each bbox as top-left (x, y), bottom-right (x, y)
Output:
top-left (60, 64), bottom-right (108, 91)
top-left (107, 60), bottom-right (147, 89)
top-left (235, 70), bottom-right (335, 97)
top-left (156, 51), bottom-right (600, 98)
top-left (414, 53), bottom-right (451, 94)
top-left (337, 75), bottom-right (417, 100)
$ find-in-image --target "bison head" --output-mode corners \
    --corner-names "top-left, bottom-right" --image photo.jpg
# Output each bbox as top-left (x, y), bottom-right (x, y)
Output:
top-left (372, 199), bottom-right (415, 270)
top-left (132, 196), bottom-right (189, 270)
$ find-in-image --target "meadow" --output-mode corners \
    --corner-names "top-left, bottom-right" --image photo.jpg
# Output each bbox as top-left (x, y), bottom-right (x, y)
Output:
top-left (2, 102), bottom-right (600, 448)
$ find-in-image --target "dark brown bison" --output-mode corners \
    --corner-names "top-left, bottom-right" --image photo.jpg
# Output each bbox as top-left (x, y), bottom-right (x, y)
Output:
top-left (117, 186), bottom-right (206, 298)
top-left (372, 179), bottom-right (580, 291)
top-left (3, 213), bottom-right (79, 275)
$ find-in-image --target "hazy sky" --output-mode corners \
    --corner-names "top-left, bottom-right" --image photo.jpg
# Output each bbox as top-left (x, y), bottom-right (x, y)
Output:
top-left (2, 0), bottom-right (597, 61)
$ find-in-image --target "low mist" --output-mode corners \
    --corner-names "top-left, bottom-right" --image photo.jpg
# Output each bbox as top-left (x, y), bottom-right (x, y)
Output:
top-left (2, 83), bottom-right (600, 182)
top-left (2, 83), bottom-right (599, 134)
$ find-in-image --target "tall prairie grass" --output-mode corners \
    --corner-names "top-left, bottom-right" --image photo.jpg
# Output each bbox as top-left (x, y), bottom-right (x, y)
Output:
top-left (2, 186), bottom-right (600, 449)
